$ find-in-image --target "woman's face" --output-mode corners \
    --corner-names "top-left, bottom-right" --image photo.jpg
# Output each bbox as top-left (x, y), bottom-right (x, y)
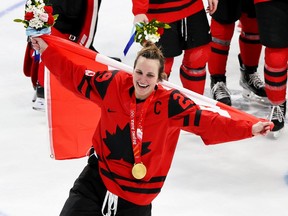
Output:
top-left (133, 56), bottom-right (159, 100)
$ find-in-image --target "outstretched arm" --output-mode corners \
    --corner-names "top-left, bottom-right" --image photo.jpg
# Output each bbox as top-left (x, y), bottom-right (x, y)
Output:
top-left (168, 89), bottom-right (273, 144)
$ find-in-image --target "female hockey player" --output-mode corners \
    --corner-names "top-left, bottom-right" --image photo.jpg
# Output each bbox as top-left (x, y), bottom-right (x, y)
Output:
top-left (31, 37), bottom-right (272, 216)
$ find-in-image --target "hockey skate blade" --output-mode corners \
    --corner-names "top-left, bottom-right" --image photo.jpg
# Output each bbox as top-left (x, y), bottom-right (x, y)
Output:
top-left (32, 91), bottom-right (37, 102)
top-left (267, 129), bottom-right (283, 139)
top-left (32, 107), bottom-right (45, 112)
top-left (241, 89), bottom-right (270, 106)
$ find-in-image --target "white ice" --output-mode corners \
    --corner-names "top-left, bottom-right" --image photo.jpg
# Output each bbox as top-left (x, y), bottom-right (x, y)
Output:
top-left (1, 1), bottom-right (288, 216)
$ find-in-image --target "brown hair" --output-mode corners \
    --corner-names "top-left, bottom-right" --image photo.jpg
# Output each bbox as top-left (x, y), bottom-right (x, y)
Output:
top-left (133, 41), bottom-right (166, 81)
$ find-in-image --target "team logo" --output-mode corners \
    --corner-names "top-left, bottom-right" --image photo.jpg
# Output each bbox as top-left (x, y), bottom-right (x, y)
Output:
top-left (104, 124), bottom-right (151, 163)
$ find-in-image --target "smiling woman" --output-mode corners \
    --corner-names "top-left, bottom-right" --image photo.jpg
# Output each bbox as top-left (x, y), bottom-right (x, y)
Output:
top-left (30, 35), bottom-right (272, 216)
top-left (132, 41), bottom-right (166, 100)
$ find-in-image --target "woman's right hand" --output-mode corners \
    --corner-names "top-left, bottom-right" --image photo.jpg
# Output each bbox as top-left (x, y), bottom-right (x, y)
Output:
top-left (30, 37), bottom-right (48, 54)
top-left (133, 14), bottom-right (149, 25)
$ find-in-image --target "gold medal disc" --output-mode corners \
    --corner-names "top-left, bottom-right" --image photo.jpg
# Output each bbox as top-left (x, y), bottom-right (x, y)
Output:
top-left (132, 163), bottom-right (147, 179)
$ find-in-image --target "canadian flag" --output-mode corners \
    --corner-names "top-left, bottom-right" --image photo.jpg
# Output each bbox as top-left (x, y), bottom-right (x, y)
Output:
top-left (42, 35), bottom-right (263, 160)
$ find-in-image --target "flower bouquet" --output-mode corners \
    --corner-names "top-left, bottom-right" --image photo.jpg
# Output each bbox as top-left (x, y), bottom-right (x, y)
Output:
top-left (134, 19), bottom-right (171, 45)
top-left (123, 19), bottom-right (170, 55)
top-left (14, 0), bottom-right (58, 36)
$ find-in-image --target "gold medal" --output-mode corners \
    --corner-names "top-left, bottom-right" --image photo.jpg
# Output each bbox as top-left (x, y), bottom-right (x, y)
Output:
top-left (132, 163), bottom-right (147, 179)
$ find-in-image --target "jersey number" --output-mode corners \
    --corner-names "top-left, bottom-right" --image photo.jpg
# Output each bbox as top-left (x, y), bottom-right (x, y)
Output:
top-left (173, 93), bottom-right (194, 109)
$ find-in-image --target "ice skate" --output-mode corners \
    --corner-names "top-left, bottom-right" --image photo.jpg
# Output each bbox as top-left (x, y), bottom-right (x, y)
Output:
top-left (210, 75), bottom-right (231, 106)
top-left (33, 97), bottom-right (45, 111)
top-left (238, 55), bottom-right (269, 106)
top-left (32, 83), bottom-right (45, 111)
top-left (268, 101), bottom-right (286, 138)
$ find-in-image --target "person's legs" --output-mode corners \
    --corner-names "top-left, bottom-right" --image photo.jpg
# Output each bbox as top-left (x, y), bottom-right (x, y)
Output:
top-left (179, 9), bottom-right (211, 94)
top-left (60, 155), bottom-right (106, 216)
top-left (157, 9), bottom-right (210, 94)
top-left (264, 47), bottom-right (288, 132)
top-left (180, 44), bottom-right (209, 94)
top-left (116, 199), bottom-right (152, 216)
top-left (156, 20), bottom-right (183, 79)
top-left (238, 0), bottom-right (266, 99)
top-left (60, 152), bottom-right (152, 216)
top-left (208, 0), bottom-right (241, 105)
top-left (255, 1), bottom-right (288, 132)
top-left (208, 19), bottom-right (235, 105)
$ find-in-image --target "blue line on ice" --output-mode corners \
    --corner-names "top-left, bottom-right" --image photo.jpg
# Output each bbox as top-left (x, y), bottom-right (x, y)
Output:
top-left (0, 1), bottom-right (26, 18)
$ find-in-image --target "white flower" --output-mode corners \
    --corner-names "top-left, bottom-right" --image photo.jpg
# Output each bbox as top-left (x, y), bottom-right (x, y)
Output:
top-left (26, 5), bottom-right (34, 12)
top-left (37, 3), bottom-right (45, 9)
top-left (145, 34), bottom-right (160, 43)
top-left (29, 17), bottom-right (44, 29)
top-left (26, 0), bottom-right (32, 6)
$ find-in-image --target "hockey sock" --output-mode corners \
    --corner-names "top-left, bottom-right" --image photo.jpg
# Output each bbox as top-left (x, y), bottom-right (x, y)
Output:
top-left (239, 13), bottom-right (262, 68)
top-left (264, 47), bottom-right (288, 105)
top-left (180, 45), bottom-right (210, 94)
top-left (208, 19), bottom-right (234, 76)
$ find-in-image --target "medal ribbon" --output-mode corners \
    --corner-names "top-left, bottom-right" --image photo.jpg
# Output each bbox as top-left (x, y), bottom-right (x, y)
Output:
top-left (130, 92), bottom-right (154, 164)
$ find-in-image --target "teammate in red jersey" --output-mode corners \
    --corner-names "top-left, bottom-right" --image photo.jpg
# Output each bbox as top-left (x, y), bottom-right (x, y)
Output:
top-left (208, 0), bottom-right (267, 106)
top-left (49, 0), bottom-right (101, 50)
top-left (132, 0), bottom-right (218, 95)
top-left (31, 37), bottom-right (272, 216)
top-left (254, 0), bottom-right (287, 132)
top-left (23, 0), bottom-right (102, 111)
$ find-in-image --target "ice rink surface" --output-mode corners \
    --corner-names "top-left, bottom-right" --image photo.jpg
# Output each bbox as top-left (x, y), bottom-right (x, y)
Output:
top-left (1, 1), bottom-right (288, 215)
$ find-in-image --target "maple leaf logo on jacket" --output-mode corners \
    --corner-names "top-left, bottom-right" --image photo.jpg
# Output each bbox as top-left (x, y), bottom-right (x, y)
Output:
top-left (104, 124), bottom-right (151, 164)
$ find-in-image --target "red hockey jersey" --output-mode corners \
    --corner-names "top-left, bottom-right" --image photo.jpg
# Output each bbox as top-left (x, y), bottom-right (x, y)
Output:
top-left (132, 0), bottom-right (204, 23)
top-left (41, 45), bottom-right (254, 205)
